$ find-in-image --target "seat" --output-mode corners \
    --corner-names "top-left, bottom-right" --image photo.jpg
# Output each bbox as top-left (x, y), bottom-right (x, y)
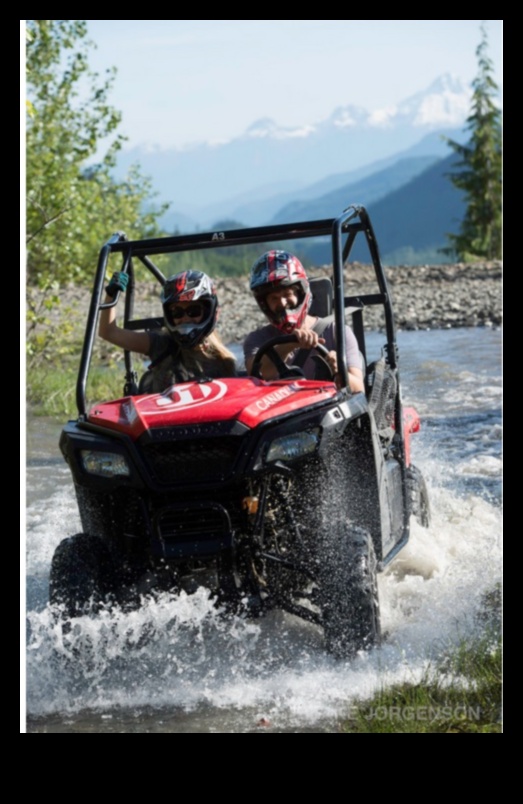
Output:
top-left (138, 369), bottom-right (154, 394)
top-left (309, 276), bottom-right (365, 373)
top-left (309, 277), bottom-right (333, 318)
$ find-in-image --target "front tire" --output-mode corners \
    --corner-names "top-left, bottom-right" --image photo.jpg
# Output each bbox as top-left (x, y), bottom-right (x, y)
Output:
top-left (49, 533), bottom-right (117, 618)
top-left (319, 525), bottom-right (381, 659)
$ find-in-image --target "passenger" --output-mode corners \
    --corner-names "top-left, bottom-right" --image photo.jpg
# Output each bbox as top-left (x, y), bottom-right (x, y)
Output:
top-left (243, 251), bottom-right (364, 393)
top-left (99, 269), bottom-right (237, 391)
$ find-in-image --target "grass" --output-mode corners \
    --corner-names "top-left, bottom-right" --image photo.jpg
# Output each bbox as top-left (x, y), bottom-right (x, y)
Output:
top-left (26, 293), bottom-right (137, 419)
top-left (342, 642), bottom-right (501, 733)
top-left (27, 360), bottom-right (127, 419)
top-left (340, 587), bottom-right (502, 733)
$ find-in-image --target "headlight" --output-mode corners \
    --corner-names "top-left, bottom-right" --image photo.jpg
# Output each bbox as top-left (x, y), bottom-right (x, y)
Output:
top-left (80, 450), bottom-right (130, 478)
top-left (265, 429), bottom-right (319, 464)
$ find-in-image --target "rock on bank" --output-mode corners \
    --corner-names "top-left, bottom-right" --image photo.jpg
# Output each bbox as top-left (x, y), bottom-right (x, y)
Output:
top-left (44, 262), bottom-right (502, 344)
top-left (216, 262), bottom-right (502, 342)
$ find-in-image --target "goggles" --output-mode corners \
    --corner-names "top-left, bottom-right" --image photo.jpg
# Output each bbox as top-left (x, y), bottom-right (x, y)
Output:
top-left (170, 303), bottom-right (204, 320)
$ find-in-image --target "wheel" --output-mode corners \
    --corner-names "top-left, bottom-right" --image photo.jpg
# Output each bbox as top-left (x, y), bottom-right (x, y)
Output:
top-left (407, 465), bottom-right (431, 528)
top-left (250, 334), bottom-right (334, 380)
top-left (319, 525), bottom-right (381, 659)
top-left (49, 533), bottom-right (117, 618)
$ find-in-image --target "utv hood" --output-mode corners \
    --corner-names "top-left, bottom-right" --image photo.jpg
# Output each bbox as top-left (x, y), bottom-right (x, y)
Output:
top-left (88, 377), bottom-right (338, 439)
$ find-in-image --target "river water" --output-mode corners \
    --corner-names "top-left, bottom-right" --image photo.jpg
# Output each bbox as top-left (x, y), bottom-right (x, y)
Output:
top-left (23, 327), bottom-right (502, 733)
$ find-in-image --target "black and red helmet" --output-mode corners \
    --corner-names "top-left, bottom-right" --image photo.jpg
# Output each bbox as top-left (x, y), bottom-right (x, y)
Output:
top-left (161, 270), bottom-right (218, 347)
top-left (249, 251), bottom-right (311, 333)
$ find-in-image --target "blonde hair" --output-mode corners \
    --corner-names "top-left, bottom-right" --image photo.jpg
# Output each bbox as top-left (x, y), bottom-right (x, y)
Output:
top-left (199, 330), bottom-right (237, 372)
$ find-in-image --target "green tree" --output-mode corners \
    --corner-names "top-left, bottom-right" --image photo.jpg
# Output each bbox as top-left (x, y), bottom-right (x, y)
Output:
top-left (25, 20), bottom-right (168, 371)
top-left (26, 20), bottom-right (167, 285)
top-left (444, 23), bottom-right (502, 261)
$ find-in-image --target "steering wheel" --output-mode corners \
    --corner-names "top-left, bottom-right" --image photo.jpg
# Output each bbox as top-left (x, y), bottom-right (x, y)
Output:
top-left (250, 334), bottom-right (335, 381)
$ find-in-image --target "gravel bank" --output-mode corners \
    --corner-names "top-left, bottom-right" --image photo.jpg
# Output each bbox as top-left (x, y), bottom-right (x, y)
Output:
top-left (39, 262), bottom-right (502, 345)
top-left (208, 261), bottom-right (502, 341)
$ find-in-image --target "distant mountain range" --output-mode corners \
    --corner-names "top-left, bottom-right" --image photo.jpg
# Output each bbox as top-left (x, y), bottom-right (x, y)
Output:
top-left (113, 74), bottom-right (495, 264)
top-left (117, 75), bottom-right (470, 212)
top-left (270, 155), bottom-right (439, 224)
top-left (202, 130), bottom-right (458, 229)
top-left (292, 152), bottom-right (465, 266)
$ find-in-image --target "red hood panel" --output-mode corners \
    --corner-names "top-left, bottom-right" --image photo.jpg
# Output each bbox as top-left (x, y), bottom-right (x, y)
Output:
top-left (88, 377), bottom-right (337, 438)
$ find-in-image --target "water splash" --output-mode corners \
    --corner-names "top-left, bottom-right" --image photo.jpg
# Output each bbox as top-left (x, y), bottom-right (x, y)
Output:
top-left (26, 476), bottom-right (501, 729)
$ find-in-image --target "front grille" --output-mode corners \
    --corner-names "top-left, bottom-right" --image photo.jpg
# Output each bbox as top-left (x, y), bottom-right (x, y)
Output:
top-left (154, 502), bottom-right (235, 558)
top-left (141, 436), bottom-right (242, 484)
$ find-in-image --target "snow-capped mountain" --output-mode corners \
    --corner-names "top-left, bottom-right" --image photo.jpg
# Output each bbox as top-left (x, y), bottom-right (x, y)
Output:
top-left (240, 75), bottom-right (470, 140)
top-left (244, 117), bottom-right (316, 140)
top-left (386, 74), bottom-right (472, 127)
top-left (115, 74), bottom-right (475, 216)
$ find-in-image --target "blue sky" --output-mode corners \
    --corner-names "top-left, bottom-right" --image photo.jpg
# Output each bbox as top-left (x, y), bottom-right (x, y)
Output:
top-left (83, 20), bottom-right (502, 150)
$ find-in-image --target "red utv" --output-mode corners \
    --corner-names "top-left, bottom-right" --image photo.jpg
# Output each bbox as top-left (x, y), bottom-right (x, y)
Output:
top-left (52, 205), bottom-right (430, 658)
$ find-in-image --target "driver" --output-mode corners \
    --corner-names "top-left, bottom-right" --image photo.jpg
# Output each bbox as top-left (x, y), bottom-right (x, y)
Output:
top-left (243, 250), bottom-right (364, 392)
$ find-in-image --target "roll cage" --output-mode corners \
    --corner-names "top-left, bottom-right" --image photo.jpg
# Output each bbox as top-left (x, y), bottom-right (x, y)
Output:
top-left (78, 203), bottom-right (399, 418)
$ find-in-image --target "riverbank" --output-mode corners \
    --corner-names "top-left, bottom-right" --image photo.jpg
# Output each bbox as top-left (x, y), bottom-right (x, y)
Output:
top-left (26, 261), bottom-right (502, 418)
top-left (45, 261), bottom-right (502, 343)
top-left (217, 261), bottom-right (502, 339)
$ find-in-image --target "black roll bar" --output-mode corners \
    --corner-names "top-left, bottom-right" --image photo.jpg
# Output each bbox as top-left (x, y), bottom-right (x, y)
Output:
top-left (75, 208), bottom-right (401, 422)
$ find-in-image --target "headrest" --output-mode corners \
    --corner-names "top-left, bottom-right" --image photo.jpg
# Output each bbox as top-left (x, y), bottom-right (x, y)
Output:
top-left (309, 277), bottom-right (333, 318)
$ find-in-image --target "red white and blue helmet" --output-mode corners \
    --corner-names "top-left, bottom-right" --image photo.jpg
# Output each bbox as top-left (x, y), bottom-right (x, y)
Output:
top-left (250, 251), bottom-right (311, 333)
top-left (161, 270), bottom-right (218, 347)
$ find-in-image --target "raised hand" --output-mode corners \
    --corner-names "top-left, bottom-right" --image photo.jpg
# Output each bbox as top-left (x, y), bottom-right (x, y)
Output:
top-left (105, 271), bottom-right (129, 299)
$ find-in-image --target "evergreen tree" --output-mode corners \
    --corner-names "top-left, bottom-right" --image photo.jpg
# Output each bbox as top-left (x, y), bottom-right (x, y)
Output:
top-left (444, 23), bottom-right (502, 261)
